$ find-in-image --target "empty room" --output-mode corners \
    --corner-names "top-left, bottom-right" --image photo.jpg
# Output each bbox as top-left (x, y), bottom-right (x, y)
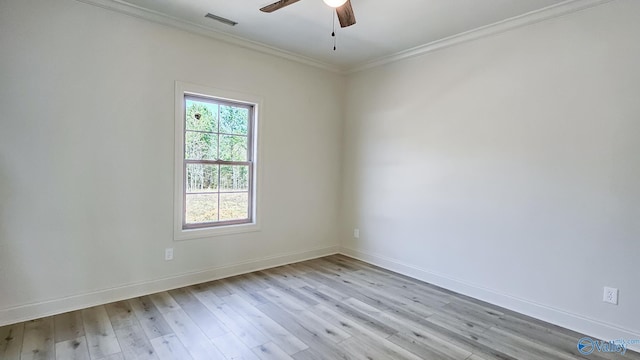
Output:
top-left (1, 0), bottom-right (639, 359)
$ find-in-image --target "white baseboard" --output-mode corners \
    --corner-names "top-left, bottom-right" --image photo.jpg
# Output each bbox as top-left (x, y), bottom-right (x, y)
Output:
top-left (339, 247), bottom-right (640, 353)
top-left (0, 245), bottom-right (339, 327)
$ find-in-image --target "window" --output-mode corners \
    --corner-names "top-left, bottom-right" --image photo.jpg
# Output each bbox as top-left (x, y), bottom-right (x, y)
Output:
top-left (175, 82), bottom-right (260, 240)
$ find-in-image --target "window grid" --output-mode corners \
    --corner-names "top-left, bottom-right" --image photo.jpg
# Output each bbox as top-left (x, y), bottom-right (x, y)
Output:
top-left (183, 94), bottom-right (254, 229)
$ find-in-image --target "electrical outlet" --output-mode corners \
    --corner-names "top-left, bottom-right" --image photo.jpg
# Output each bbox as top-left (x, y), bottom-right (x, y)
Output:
top-left (603, 287), bottom-right (618, 305)
top-left (165, 248), bottom-right (174, 261)
top-left (353, 228), bottom-right (360, 238)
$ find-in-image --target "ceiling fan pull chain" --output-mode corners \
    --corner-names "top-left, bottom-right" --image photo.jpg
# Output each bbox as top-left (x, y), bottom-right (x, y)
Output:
top-left (332, 11), bottom-right (337, 51)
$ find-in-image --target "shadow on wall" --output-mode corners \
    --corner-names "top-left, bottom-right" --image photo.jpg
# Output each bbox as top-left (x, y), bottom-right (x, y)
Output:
top-left (0, 155), bottom-right (28, 315)
top-left (0, 157), bottom-right (13, 297)
top-left (347, 45), bottom-right (506, 253)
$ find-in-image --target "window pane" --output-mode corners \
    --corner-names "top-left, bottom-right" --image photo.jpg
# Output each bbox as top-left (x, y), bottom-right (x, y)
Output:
top-left (186, 99), bottom-right (218, 132)
top-left (185, 131), bottom-right (217, 160)
top-left (186, 164), bottom-right (218, 193)
top-left (220, 165), bottom-right (249, 192)
top-left (219, 193), bottom-right (249, 221)
top-left (219, 135), bottom-right (248, 161)
top-left (220, 105), bottom-right (248, 135)
top-left (185, 194), bottom-right (219, 224)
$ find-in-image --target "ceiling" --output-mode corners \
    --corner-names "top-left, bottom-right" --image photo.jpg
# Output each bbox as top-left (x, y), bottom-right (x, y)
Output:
top-left (109, 0), bottom-right (576, 70)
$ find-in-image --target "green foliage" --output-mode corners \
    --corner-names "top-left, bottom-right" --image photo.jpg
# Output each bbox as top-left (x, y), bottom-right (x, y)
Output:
top-left (220, 165), bottom-right (249, 191)
top-left (220, 105), bottom-right (248, 135)
top-left (185, 132), bottom-right (217, 160)
top-left (184, 98), bottom-right (252, 224)
top-left (185, 101), bottom-right (249, 161)
top-left (220, 135), bottom-right (248, 161)
top-left (186, 164), bottom-right (249, 193)
top-left (186, 100), bottom-right (217, 132)
top-left (186, 164), bottom-right (218, 192)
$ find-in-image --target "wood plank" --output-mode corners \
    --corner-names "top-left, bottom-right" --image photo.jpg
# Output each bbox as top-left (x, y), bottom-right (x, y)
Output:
top-left (476, 326), bottom-right (584, 360)
top-left (55, 336), bottom-right (90, 360)
top-left (388, 317), bottom-right (516, 360)
top-left (310, 304), bottom-right (423, 360)
top-left (255, 302), bottom-right (353, 359)
top-left (467, 355), bottom-right (489, 360)
top-left (191, 281), bottom-right (232, 298)
top-left (149, 334), bottom-right (193, 360)
top-left (289, 348), bottom-right (325, 360)
top-left (218, 277), bottom-right (270, 306)
top-left (261, 266), bottom-right (309, 289)
top-left (167, 288), bottom-right (228, 340)
top-left (251, 342), bottom-right (294, 360)
top-left (211, 332), bottom-right (260, 360)
top-left (279, 263), bottom-right (319, 281)
top-left (20, 317), bottom-right (55, 360)
top-left (387, 332), bottom-right (460, 360)
top-left (389, 329), bottom-right (472, 360)
top-left (95, 353), bottom-right (124, 360)
top-left (188, 287), bottom-right (269, 349)
top-left (81, 306), bottom-right (121, 359)
top-left (314, 256), bottom-right (361, 272)
top-left (257, 288), bottom-right (351, 344)
top-left (490, 312), bottom-right (631, 360)
top-left (298, 286), bottom-right (398, 338)
top-left (160, 309), bottom-right (225, 360)
top-left (0, 322), bottom-right (24, 360)
top-left (436, 300), bottom-right (503, 330)
top-left (148, 292), bottom-right (181, 314)
top-left (341, 297), bottom-right (503, 360)
top-left (346, 267), bottom-right (451, 308)
top-left (330, 255), bottom-right (428, 288)
top-left (424, 313), bottom-right (490, 341)
top-left (305, 261), bottom-right (437, 318)
top-left (235, 274), bottom-right (270, 292)
top-left (299, 268), bottom-right (409, 316)
top-left (259, 288), bottom-right (307, 313)
top-left (222, 294), bottom-right (308, 355)
top-left (341, 296), bottom-right (416, 331)
top-left (128, 296), bottom-right (173, 340)
top-left (309, 283), bottom-right (351, 301)
top-left (338, 337), bottom-right (396, 360)
top-left (105, 301), bottom-right (158, 360)
top-left (328, 296), bottom-right (470, 360)
top-left (329, 255), bottom-right (460, 302)
top-left (53, 311), bottom-right (85, 343)
top-left (104, 301), bottom-right (138, 329)
top-left (253, 272), bottom-right (319, 307)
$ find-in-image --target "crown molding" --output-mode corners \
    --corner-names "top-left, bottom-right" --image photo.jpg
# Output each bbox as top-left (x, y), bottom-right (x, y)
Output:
top-left (74, 0), bottom-right (343, 73)
top-left (75, 0), bottom-right (613, 75)
top-left (346, 0), bottom-right (615, 74)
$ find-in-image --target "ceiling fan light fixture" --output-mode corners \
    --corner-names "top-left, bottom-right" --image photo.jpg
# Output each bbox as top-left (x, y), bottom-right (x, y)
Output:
top-left (322, 0), bottom-right (347, 8)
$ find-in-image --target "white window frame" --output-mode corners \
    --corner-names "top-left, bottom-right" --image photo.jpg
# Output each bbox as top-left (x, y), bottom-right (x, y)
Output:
top-left (174, 81), bottom-right (262, 240)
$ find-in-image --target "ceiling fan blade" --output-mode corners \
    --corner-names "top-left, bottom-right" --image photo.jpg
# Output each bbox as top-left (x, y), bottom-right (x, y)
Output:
top-left (336, 0), bottom-right (356, 28)
top-left (260, 0), bottom-right (302, 13)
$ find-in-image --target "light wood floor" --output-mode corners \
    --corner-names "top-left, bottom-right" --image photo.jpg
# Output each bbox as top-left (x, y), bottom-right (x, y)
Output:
top-left (1, 255), bottom-right (638, 360)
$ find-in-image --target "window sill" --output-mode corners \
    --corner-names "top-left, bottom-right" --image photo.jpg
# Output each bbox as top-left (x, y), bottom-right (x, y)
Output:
top-left (174, 222), bottom-right (260, 241)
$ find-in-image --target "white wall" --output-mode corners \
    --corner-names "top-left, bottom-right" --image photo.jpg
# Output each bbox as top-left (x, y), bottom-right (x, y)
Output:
top-left (0, 0), bottom-right (343, 324)
top-left (342, 0), bottom-right (640, 342)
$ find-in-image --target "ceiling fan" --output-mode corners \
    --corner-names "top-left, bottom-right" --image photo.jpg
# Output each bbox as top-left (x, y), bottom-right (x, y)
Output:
top-left (260, 0), bottom-right (356, 28)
